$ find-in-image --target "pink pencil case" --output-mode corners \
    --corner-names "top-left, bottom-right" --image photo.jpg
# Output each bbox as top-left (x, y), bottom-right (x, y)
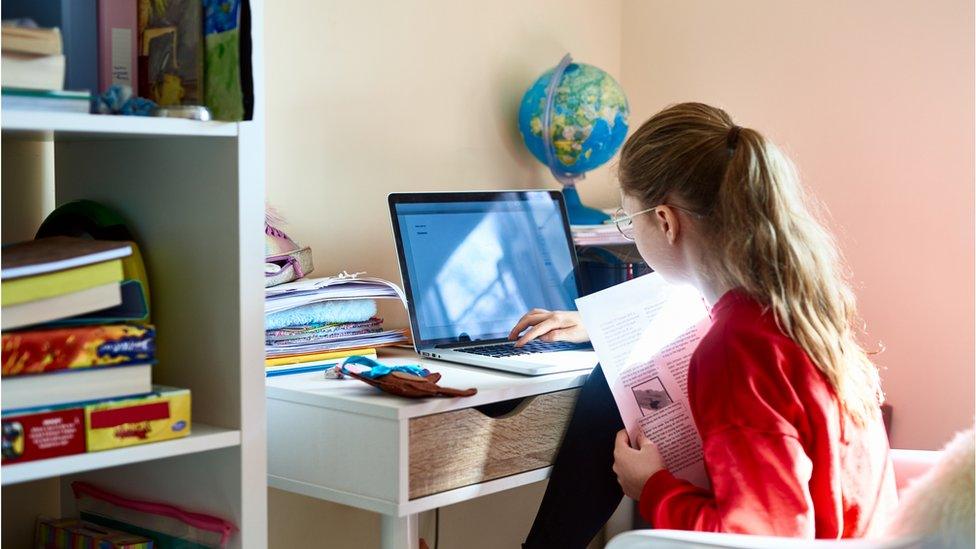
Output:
top-left (71, 482), bottom-right (236, 548)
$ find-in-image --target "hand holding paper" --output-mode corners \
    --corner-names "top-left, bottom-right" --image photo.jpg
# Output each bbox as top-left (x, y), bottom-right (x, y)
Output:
top-left (576, 273), bottom-right (711, 489)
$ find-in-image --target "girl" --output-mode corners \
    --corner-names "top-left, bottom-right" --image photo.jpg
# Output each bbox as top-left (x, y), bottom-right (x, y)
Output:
top-left (515, 103), bottom-right (897, 547)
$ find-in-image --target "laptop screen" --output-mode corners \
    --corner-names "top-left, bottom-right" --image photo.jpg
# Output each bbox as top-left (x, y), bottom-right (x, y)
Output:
top-left (391, 191), bottom-right (580, 347)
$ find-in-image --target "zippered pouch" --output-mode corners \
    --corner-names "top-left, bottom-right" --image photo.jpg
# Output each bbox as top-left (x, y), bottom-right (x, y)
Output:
top-left (72, 482), bottom-right (235, 548)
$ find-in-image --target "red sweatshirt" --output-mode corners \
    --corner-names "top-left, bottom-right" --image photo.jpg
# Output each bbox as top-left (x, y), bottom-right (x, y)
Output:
top-left (639, 289), bottom-right (898, 538)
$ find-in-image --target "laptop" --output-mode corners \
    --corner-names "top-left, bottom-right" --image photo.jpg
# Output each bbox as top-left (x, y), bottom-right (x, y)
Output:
top-left (389, 190), bottom-right (599, 375)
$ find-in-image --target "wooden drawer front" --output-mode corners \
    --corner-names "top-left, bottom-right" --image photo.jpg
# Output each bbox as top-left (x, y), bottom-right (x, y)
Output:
top-left (408, 389), bottom-right (580, 499)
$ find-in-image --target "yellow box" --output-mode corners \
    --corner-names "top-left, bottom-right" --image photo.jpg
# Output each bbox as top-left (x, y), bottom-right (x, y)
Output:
top-left (85, 386), bottom-right (191, 451)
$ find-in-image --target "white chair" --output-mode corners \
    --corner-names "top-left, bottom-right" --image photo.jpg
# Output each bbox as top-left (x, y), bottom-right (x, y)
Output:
top-left (605, 449), bottom-right (940, 549)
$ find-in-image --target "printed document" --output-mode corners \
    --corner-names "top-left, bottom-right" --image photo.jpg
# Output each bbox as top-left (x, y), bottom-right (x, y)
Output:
top-left (576, 273), bottom-right (711, 488)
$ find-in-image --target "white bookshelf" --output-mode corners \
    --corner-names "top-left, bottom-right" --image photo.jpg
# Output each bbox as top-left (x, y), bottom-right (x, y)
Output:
top-left (1, 111), bottom-right (239, 138)
top-left (0, 2), bottom-right (267, 547)
top-left (1, 424), bottom-right (241, 485)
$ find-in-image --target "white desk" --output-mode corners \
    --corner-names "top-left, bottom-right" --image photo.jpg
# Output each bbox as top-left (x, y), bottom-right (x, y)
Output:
top-left (266, 348), bottom-right (590, 549)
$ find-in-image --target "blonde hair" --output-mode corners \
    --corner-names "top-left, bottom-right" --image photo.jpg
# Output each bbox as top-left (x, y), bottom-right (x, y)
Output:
top-left (618, 102), bottom-right (882, 425)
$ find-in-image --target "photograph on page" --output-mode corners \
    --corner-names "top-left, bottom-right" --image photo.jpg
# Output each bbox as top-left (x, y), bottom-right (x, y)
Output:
top-left (576, 273), bottom-right (711, 488)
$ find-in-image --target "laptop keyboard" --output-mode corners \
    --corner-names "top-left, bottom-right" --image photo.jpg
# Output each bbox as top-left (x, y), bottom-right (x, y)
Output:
top-left (455, 340), bottom-right (590, 358)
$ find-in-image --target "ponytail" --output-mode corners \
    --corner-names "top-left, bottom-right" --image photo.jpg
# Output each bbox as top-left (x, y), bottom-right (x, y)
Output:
top-left (619, 103), bottom-right (883, 425)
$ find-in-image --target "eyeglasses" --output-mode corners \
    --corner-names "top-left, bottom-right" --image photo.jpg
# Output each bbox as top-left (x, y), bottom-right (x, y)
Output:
top-left (606, 205), bottom-right (704, 241)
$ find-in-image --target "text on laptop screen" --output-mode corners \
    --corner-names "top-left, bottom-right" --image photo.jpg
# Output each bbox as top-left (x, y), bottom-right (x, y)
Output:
top-left (395, 195), bottom-right (578, 345)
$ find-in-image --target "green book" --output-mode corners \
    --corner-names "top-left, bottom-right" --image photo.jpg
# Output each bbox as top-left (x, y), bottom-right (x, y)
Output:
top-left (1, 87), bottom-right (92, 113)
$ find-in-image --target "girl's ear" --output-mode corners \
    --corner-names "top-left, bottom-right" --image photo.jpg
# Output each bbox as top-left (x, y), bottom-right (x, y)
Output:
top-left (655, 206), bottom-right (681, 245)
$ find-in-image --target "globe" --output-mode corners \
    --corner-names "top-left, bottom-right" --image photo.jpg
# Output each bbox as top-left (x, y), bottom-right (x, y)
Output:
top-left (517, 55), bottom-right (629, 225)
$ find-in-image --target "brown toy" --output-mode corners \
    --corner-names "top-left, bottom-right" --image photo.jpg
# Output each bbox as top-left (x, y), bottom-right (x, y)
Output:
top-left (343, 369), bottom-right (477, 398)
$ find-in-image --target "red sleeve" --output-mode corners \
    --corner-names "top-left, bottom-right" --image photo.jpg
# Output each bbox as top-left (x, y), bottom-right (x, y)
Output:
top-left (637, 321), bottom-right (818, 536)
top-left (638, 428), bottom-right (816, 536)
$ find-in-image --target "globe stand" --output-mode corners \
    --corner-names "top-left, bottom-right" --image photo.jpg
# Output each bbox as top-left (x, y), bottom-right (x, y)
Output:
top-left (561, 181), bottom-right (610, 226)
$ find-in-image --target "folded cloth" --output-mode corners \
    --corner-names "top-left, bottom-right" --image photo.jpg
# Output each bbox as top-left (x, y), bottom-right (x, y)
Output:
top-left (266, 318), bottom-right (383, 344)
top-left (265, 299), bottom-right (377, 330)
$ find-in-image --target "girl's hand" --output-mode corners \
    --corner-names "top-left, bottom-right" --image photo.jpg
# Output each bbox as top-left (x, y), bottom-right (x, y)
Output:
top-left (612, 429), bottom-right (666, 500)
top-left (507, 309), bottom-right (589, 347)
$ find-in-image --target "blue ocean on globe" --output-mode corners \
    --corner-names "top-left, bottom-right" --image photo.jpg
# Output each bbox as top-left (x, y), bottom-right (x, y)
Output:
top-left (518, 62), bottom-right (629, 176)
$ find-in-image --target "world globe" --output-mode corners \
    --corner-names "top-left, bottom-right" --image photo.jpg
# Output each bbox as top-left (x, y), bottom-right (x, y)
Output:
top-left (518, 54), bottom-right (630, 224)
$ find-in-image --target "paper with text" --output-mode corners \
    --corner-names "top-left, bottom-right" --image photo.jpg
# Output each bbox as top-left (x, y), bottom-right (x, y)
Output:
top-left (576, 273), bottom-right (711, 488)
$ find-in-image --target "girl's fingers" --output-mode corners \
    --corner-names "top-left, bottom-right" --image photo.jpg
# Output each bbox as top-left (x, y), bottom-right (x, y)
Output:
top-left (614, 429), bottom-right (630, 450)
top-left (514, 319), bottom-right (558, 347)
top-left (507, 312), bottom-right (550, 340)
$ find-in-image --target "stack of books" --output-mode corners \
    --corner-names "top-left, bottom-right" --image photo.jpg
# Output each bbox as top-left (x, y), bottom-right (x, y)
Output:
top-left (264, 273), bottom-right (410, 376)
top-left (0, 22), bottom-right (92, 113)
top-left (1, 23), bottom-right (65, 91)
top-left (1, 237), bottom-right (190, 466)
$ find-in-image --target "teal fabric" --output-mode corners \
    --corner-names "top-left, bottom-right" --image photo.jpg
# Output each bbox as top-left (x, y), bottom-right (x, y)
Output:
top-left (265, 299), bottom-right (377, 330)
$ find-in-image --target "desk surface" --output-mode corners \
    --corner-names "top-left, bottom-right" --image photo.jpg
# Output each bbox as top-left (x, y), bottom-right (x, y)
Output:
top-left (265, 347), bottom-right (592, 420)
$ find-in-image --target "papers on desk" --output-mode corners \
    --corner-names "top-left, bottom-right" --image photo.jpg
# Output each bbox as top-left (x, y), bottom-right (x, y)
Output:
top-left (265, 328), bottom-right (409, 357)
top-left (265, 273), bottom-right (406, 314)
top-left (264, 272), bottom-right (410, 361)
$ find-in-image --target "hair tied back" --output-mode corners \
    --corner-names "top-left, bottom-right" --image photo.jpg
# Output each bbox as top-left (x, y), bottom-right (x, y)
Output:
top-left (726, 125), bottom-right (742, 154)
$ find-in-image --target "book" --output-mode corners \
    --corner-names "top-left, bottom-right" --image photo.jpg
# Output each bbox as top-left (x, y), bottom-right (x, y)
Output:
top-left (0, 25), bottom-right (62, 56)
top-left (264, 329), bottom-right (410, 358)
top-left (86, 386), bottom-right (190, 451)
top-left (35, 517), bottom-right (153, 549)
top-left (2, 0), bottom-right (98, 92)
top-left (2, 362), bottom-right (152, 411)
top-left (266, 352), bottom-right (378, 378)
top-left (1, 257), bottom-right (123, 307)
top-left (265, 347), bottom-right (377, 367)
top-left (1, 87), bottom-right (92, 113)
top-left (1, 283), bottom-right (122, 330)
top-left (0, 52), bottom-right (65, 90)
top-left (1, 237), bottom-right (132, 280)
top-left (203, 0), bottom-right (253, 120)
top-left (138, 0), bottom-right (203, 105)
top-left (46, 279), bottom-right (150, 327)
top-left (2, 324), bottom-right (155, 377)
top-left (98, 0), bottom-right (138, 93)
top-left (1, 386), bottom-right (191, 464)
top-left (575, 273), bottom-right (711, 488)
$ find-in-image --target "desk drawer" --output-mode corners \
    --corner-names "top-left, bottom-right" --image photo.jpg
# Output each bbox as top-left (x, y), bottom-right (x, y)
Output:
top-left (408, 388), bottom-right (580, 499)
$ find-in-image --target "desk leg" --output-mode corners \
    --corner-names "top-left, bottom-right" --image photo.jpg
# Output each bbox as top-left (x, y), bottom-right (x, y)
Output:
top-left (380, 514), bottom-right (419, 549)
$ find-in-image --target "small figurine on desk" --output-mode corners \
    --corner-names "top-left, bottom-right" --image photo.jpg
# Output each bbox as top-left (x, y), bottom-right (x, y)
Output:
top-left (336, 356), bottom-right (477, 399)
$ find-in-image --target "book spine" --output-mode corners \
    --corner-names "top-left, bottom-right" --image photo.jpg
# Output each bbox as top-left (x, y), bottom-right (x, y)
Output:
top-left (63, 0), bottom-right (99, 93)
top-left (85, 389), bottom-right (190, 451)
top-left (2, 407), bottom-right (86, 465)
top-left (2, 324), bottom-right (155, 377)
top-left (97, 0), bottom-right (138, 94)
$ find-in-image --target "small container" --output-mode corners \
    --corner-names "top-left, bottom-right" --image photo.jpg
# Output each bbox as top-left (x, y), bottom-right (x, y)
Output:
top-left (151, 105), bottom-right (212, 121)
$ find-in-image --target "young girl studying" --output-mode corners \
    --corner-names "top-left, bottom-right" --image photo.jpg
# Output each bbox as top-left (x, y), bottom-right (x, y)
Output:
top-left (514, 102), bottom-right (898, 547)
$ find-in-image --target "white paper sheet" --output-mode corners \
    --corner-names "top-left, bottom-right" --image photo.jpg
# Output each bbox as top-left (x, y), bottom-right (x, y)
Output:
top-left (265, 273), bottom-right (407, 314)
top-left (576, 273), bottom-right (711, 488)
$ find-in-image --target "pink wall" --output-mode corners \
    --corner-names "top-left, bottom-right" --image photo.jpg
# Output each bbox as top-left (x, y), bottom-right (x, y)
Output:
top-left (620, 0), bottom-right (975, 449)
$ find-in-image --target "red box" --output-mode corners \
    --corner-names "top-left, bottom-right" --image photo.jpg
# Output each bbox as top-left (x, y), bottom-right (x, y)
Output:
top-left (2, 407), bottom-right (86, 464)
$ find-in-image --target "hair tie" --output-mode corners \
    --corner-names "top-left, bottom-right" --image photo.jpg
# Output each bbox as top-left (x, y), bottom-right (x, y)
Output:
top-left (726, 125), bottom-right (742, 154)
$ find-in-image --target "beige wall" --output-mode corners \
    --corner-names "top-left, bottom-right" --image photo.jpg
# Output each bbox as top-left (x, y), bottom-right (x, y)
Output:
top-left (621, 0), bottom-right (975, 450)
top-left (265, 0), bottom-right (621, 546)
top-left (266, 0), bottom-right (973, 545)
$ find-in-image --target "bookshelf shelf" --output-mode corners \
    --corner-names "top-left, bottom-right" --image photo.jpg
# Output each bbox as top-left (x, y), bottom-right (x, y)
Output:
top-left (1, 111), bottom-right (239, 138)
top-left (1, 424), bottom-right (241, 486)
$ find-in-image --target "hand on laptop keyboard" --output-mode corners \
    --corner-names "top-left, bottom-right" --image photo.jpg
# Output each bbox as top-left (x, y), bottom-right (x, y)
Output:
top-left (507, 309), bottom-right (590, 347)
top-left (458, 340), bottom-right (591, 358)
